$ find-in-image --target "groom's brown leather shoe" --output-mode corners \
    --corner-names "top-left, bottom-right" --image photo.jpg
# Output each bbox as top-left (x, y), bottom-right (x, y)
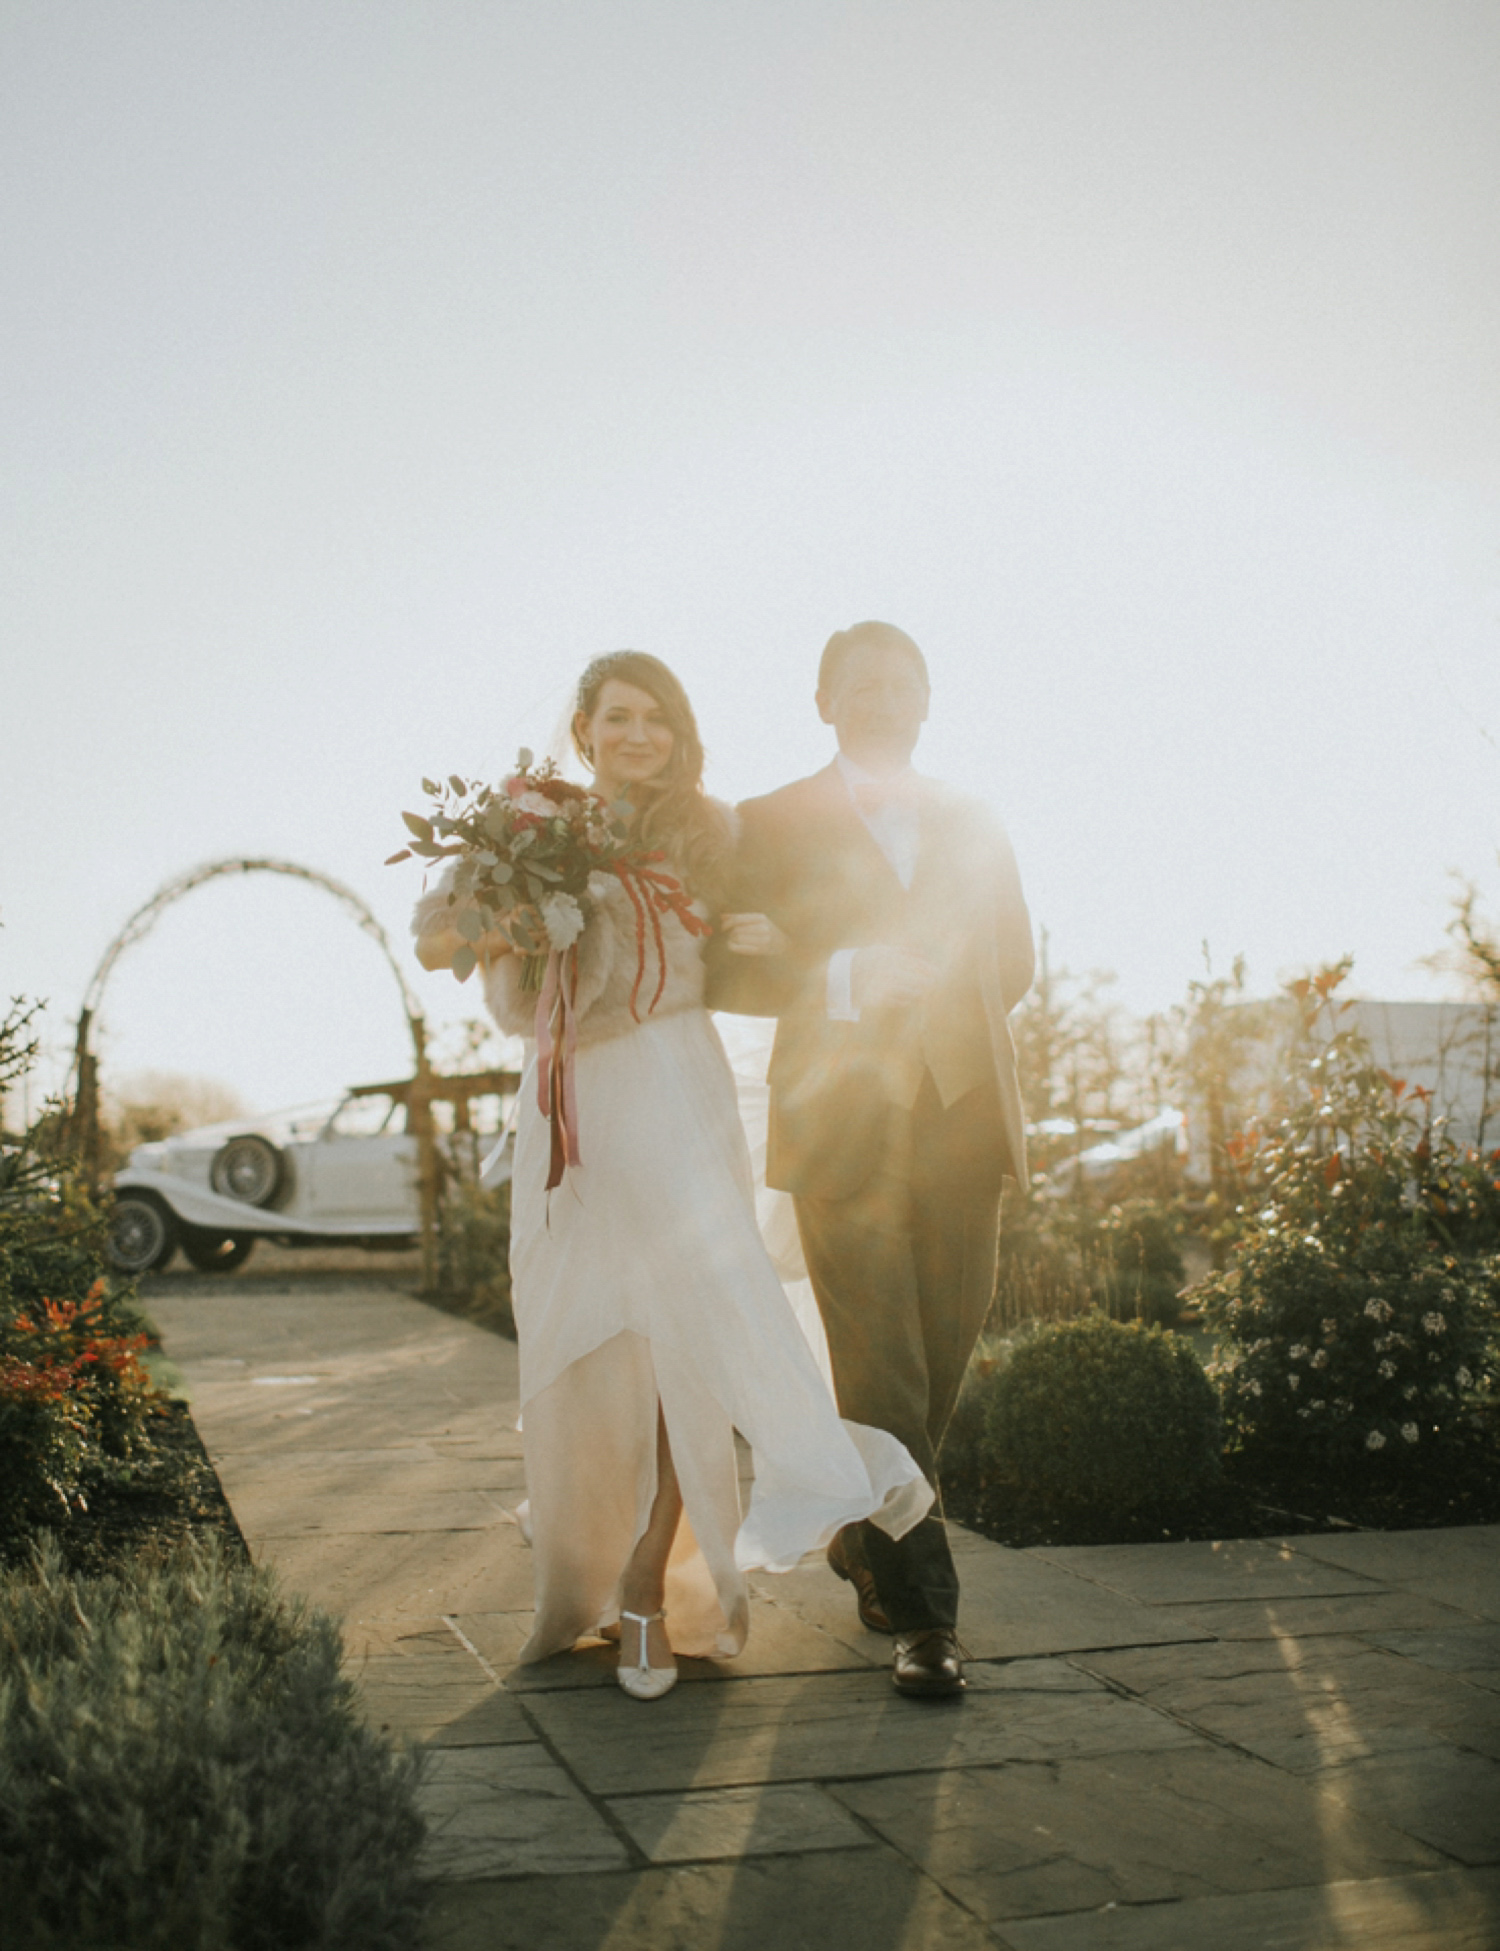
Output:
top-left (827, 1529), bottom-right (893, 1635)
top-left (892, 1628), bottom-right (966, 1698)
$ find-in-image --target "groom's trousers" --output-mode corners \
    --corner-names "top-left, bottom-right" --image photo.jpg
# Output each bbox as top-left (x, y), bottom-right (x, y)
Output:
top-left (793, 1072), bottom-right (1007, 1633)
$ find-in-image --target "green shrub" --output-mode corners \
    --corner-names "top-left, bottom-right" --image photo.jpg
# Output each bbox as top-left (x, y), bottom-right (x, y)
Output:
top-left (993, 1192), bottom-right (1186, 1332)
top-left (1, 1003), bottom-right (169, 1540)
top-left (1093, 1198), bottom-right (1187, 1327)
top-left (980, 1314), bottom-right (1223, 1514)
top-left (435, 1176), bottom-right (513, 1335)
top-left (0, 1535), bottom-right (426, 1951)
top-left (1199, 964), bottom-right (1500, 1468)
top-left (1202, 1231), bottom-right (1496, 1466)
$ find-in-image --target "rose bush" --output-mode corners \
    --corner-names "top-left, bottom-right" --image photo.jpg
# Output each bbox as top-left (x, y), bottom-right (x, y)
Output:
top-left (1199, 965), bottom-right (1499, 1469)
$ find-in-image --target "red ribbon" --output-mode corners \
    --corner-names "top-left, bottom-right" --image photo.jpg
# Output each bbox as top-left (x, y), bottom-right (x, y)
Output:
top-left (611, 859), bottom-right (713, 1022)
top-left (533, 863), bottom-right (711, 1188)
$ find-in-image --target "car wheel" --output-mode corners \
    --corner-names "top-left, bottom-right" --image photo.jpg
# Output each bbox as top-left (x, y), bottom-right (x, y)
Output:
top-left (210, 1134), bottom-right (283, 1207)
top-left (182, 1230), bottom-right (256, 1273)
top-left (108, 1193), bottom-right (177, 1274)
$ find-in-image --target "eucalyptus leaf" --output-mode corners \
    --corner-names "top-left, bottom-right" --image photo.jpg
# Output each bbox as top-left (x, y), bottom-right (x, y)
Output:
top-left (451, 945), bottom-right (478, 983)
top-left (448, 773), bottom-right (468, 797)
top-left (421, 777), bottom-right (440, 797)
top-left (491, 861), bottom-right (514, 883)
top-left (455, 908), bottom-right (485, 943)
top-left (526, 862), bottom-right (561, 883)
top-left (402, 811), bottom-right (435, 841)
top-left (517, 747), bottom-right (534, 769)
top-left (384, 849), bottom-right (412, 866)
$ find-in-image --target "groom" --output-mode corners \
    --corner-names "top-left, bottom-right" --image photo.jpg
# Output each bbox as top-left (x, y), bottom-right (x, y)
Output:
top-left (710, 621), bottom-right (1034, 1697)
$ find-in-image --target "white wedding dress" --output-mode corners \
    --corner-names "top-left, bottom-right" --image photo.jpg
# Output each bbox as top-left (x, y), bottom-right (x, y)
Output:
top-left (486, 888), bottom-right (932, 1665)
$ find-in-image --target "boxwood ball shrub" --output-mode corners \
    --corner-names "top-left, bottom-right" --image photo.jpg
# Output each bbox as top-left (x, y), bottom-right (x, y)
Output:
top-left (0, 1536), bottom-right (426, 1951)
top-left (983, 1314), bottom-right (1223, 1514)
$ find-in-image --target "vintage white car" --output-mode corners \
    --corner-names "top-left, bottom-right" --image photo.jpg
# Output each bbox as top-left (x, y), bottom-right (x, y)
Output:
top-left (106, 1087), bottom-right (512, 1275)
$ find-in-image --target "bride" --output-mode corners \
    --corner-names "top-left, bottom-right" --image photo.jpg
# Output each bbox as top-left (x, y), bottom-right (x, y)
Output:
top-left (413, 651), bottom-right (931, 1699)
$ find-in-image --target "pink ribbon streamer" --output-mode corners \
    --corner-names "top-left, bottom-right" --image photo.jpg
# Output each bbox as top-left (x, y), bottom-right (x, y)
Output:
top-left (534, 945), bottom-right (581, 1189)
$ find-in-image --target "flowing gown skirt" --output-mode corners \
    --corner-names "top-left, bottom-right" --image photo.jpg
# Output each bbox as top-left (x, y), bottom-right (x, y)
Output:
top-left (511, 1006), bottom-right (931, 1663)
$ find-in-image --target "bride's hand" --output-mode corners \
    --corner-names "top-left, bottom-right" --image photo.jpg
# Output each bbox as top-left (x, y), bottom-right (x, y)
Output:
top-left (415, 904), bottom-right (537, 974)
top-left (720, 912), bottom-right (788, 957)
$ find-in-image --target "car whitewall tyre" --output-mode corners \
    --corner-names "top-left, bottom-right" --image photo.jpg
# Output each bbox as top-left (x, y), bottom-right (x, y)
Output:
top-left (210, 1134), bottom-right (283, 1208)
top-left (108, 1193), bottom-right (177, 1274)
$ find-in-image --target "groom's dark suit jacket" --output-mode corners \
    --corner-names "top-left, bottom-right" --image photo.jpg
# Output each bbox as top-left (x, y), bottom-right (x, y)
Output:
top-left (708, 763), bottom-right (1035, 1200)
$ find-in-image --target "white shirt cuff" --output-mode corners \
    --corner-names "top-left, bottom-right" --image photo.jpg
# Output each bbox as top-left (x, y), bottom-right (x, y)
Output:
top-left (826, 949), bottom-right (860, 1022)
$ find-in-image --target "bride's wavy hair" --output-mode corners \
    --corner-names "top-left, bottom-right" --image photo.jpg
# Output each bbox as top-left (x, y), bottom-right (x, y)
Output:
top-left (571, 651), bottom-right (731, 907)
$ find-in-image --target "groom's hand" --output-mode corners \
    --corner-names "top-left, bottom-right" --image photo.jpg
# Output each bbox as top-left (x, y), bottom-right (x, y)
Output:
top-left (851, 946), bottom-right (939, 1010)
top-left (720, 912), bottom-right (789, 957)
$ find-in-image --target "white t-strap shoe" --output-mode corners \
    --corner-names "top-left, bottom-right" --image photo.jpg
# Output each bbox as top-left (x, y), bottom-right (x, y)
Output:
top-left (617, 1608), bottom-right (677, 1700)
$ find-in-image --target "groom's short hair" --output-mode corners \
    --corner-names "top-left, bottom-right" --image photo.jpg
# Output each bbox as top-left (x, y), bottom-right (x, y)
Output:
top-left (818, 621), bottom-right (930, 696)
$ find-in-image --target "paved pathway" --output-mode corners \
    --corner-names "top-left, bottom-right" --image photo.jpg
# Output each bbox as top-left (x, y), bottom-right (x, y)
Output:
top-left (146, 1277), bottom-right (1500, 1950)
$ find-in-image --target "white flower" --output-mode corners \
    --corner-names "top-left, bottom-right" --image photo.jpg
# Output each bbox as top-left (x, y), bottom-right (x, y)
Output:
top-left (512, 790), bottom-right (556, 818)
top-left (1457, 1366), bottom-right (1474, 1389)
top-left (539, 891), bottom-right (586, 951)
top-left (1310, 1349), bottom-right (1329, 1369)
top-left (1401, 1423), bottom-right (1419, 1444)
top-left (1246, 1379), bottom-right (1263, 1397)
top-left (1378, 1359), bottom-right (1397, 1378)
top-left (1421, 1312), bottom-right (1447, 1335)
top-left (1287, 1373), bottom-right (1301, 1391)
top-left (1321, 1318), bottom-right (1338, 1336)
top-left (1364, 1297), bottom-right (1394, 1324)
top-left (1365, 1429), bottom-right (1387, 1451)
top-left (1288, 1345), bottom-right (1309, 1361)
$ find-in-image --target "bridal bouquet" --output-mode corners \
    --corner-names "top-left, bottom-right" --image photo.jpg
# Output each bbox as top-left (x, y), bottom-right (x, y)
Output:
top-left (391, 752), bottom-right (710, 1185)
top-left (389, 751), bottom-right (629, 990)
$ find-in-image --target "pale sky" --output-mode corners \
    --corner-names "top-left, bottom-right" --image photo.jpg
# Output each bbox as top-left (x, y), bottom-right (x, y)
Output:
top-left (5, 1), bottom-right (1499, 1115)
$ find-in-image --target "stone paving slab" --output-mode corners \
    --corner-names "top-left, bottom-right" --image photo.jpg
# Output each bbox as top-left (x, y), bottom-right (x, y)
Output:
top-left (250, 1525), bottom-right (535, 1619)
top-left (1286, 1527), bottom-right (1500, 1623)
top-left (520, 1661), bottom-right (1197, 1797)
top-left (1030, 1537), bottom-right (1381, 1605)
top-left (352, 1636), bottom-right (534, 1748)
top-left (1312, 1741), bottom-right (1500, 1865)
top-left (1151, 1588), bottom-right (1482, 1642)
top-left (229, 1487), bottom-right (518, 1536)
top-left (752, 1533), bottom-right (1213, 1663)
top-left (832, 1746), bottom-right (1441, 1926)
top-left (1366, 1623), bottom-right (1500, 1692)
top-left (424, 1851), bottom-right (1002, 1951)
top-left (997, 1867), bottom-right (1500, 1951)
top-left (606, 1782), bottom-right (873, 1862)
top-left (417, 1743), bottom-right (631, 1879)
top-left (1078, 1636), bottom-right (1500, 1773)
top-left (225, 1452), bottom-right (529, 1494)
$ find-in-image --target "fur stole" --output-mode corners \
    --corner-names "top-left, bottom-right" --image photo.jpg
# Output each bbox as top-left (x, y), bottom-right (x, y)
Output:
top-left (409, 801), bottom-right (732, 1050)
